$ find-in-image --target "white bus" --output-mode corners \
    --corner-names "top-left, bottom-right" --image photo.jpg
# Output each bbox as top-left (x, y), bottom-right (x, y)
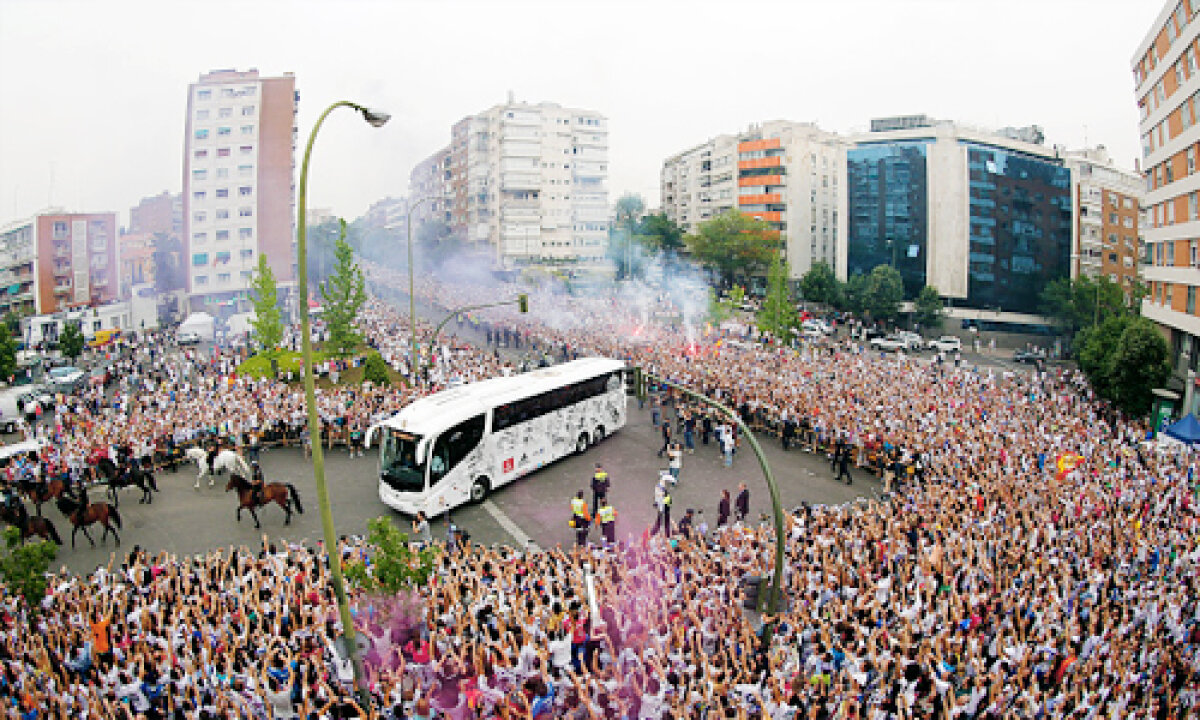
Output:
top-left (367, 357), bottom-right (627, 516)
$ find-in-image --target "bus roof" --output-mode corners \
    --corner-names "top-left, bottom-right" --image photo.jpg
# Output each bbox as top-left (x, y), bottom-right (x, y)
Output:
top-left (378, 357), bottom-right (625, 434)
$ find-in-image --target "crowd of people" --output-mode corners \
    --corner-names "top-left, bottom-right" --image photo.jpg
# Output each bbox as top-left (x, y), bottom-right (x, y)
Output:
top-left (0, 265), bottom-right (1197, 718)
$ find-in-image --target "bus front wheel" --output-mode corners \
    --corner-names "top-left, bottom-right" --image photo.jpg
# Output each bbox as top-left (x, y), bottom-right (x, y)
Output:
top-left (470, 478), bottom-right (490, 504)
top-left (576, 433), bottom-right (589, 454)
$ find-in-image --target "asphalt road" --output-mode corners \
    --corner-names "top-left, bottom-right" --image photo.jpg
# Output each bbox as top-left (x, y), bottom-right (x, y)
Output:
top-left (31, 396), bottom-right (881, 576)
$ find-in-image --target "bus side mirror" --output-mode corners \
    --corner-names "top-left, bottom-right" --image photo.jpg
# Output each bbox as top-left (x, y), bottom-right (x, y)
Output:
top-left (364, 425), bottom-right (379, 449)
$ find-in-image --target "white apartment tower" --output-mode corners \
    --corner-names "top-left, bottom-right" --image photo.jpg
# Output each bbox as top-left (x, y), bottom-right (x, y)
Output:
top-left (182, 69), bottom-right (297, 312)
top-left (660, 133), bottom-right (740, 233)
top-left (413, 99), bottom-right (609, 267)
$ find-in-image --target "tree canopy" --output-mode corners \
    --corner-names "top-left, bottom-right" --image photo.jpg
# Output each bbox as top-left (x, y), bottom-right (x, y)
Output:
top-left (863, 265), bottom-right (904, 322)
top-left (59, 321), bottom-right (84, 359)
top-left (1039, 276), bottom-right (1129, 334)
top-left (913, 285), bottom-right (944, 331)
top-left (320, 219), bottom-right (368, 358)
top-left (685, 210), bottom-right (781, 286)
top-left (249, 254), bottom-right (283, 361)
top-left (799, 261), bottom-right (840, 306)
top-left (757, 256), bottom-right (796, 340)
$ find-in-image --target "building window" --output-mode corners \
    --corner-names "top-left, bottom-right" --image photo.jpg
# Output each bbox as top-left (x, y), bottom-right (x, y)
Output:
top-left (193, 211), bottom-right (206, 222)
top-left (192, 253), bottom-right (208, 266)
top-left (193, 191), bottom-right (206, 201)
top-left (217, 148), bottom-right (231, 158)
top-left (239, 186), bottom-right (252, 196)
top-left (52, 221), bottom-right (68, 238)
top-left (192, 232), bottom-right (207, 242)
top-left (197, 89), bottom-right (211, 101)
top-left (240, 125), bottom-right (254, 135)
top-left (239, 145), bottom-right (254, 154)
top-left (242, 105), bottom-right (255, 116)
top-left (194, 129), bottom-right (209, 140)
top-left (215, 251), bottom-right (231, 264)
top-left (238, 164), bottom-right (253, 176)
top-left (192, 169), bottom-right (207, 181)
top-left (217, 272), bottom-right (231, 283)
top-left (1190, 147), bottom-right (1197, 174)
top-left (196, 110), bottom-right (209, 120)
top-left (194, 149), bottom-right (208, 159)
top-left (216, 230), bottom-right (230, 241)
top-left (1191, 286), bottom-right (1197, 315)
top-left (216, 168), bottom-right (229, 179)
top-left (217, 127), bottom-right (231, 136)
top-left (194, 275), bottom-right (208, 286)
top-left (240, 248), bottom-right (254, 259)
top-left (216, 209), bottom-right (229, 220)
top-left (216, 189), bottom-right (229, 199)
top-left (218, 107), bottom-right (232, 118)
top-left (239, 227), bottom-right (253, 239)
top-left (239, 207), bottom-right (253, 217)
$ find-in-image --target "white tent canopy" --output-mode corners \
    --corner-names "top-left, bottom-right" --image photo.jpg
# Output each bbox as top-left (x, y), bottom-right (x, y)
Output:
top-left (178, 312), bottom-right (215, 340)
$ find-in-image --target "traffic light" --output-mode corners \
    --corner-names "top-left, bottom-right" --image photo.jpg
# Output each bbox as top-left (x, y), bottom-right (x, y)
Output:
top-left (517, 293), bottom-right (529, 313)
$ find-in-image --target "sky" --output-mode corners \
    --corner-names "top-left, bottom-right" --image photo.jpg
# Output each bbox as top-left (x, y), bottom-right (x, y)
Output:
top-left (0, 0), bottom-right (1169, 229)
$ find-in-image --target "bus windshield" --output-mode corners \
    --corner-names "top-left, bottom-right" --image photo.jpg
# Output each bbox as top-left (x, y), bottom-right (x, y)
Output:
top-left (380, 429), bottom-right (426, 492)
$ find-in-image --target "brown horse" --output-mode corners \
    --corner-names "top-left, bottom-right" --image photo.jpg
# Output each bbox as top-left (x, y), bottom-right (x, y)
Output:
top-left (0, 501), bottom-right (62, 545)
top-left (55, 493), bottom-right (122, 548)
top-left (225, 473), bottom-right (304, 528)
top-left (22, 477), bottom-right (69, 516)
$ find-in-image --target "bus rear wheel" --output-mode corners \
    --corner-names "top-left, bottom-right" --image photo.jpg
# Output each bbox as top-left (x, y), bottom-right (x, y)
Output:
top-left (470, 478), bottom-right (490, 504)
top-left (576, 433), bottom-right (589, 454)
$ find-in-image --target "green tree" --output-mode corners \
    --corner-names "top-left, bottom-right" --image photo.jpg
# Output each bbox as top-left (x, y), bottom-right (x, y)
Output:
top-left (0, 527), bottom-right (57, 614)
top-left (685, 210), bottom-right (781, 287)
top-left (610, 194), bottom-right (647, 279)
top-left (344, 517), bottom-right (439, 595)
top-left (840, 274), bottom-right (868, 315)
top-left (707, 288), bottom-right (731, 324)
top-left (863, 265), bottom-right (904, 322)
top-left (249, 255), bottom-right (284, 365)
top-left (320, 219), bottom-right (368, 358)
top-left (637, 213), bottom-right (685, 255)
top-left (1075, 315), bottom-right (1130, 398)
top-left (1040, 276), bottom-right (1128, 334)
top-left (799, 261), bottom-right (840, 306)
top-left (757, 256), bottom-right (797, 340)
top-left (1105, 317), bottom-right (1171, 416)
top-left (59, 321), bottom-right (84, 360)
top-left (913, 285), bottom-right (944, 331)
top-left (0, 324), bottom-right (16, 383)
top-left (362, 351), bottom-right (391, 386)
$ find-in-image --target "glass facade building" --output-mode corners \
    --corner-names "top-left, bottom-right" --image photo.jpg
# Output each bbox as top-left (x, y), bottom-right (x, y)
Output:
top-left (846, 141), bottom-right (930, 299)
top-left (965, 144), bottom-right (1071, 314)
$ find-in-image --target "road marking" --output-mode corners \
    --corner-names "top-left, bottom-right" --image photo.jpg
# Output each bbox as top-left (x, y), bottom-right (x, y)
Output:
top-left (482, 499), bottom-right (541, 552)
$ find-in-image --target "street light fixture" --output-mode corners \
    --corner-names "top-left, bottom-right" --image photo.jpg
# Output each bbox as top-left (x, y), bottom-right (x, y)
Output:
top-left (296, 99), bottom-right (388, 704)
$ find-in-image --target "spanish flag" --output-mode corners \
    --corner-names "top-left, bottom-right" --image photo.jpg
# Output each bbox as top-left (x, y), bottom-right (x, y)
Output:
top-left (1055, 452), bottom-right (1084, 481)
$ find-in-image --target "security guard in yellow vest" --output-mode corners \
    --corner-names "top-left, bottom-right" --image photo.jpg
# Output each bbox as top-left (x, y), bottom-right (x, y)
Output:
top-left (597, 501), bottom-right (617, 546)
top-left (591, 463), bottom-right (610, 511)
top-left (570, 490), bottom-right (591, 546)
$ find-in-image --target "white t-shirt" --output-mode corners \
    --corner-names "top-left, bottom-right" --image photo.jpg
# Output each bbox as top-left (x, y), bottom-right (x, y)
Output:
top-left (549, 637), bottom-right (572, 669)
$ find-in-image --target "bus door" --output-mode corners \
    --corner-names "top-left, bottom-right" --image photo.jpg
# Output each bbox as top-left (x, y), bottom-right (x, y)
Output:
top-left (427, 414), bottom-right (487, 492)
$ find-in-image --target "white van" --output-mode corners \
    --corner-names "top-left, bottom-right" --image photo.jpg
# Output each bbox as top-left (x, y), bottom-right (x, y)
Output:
top-left (0, 390), bottom-right (25, 434)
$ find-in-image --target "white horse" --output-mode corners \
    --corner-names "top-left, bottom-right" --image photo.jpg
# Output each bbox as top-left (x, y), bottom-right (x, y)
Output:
top-left (185, 447), bottom-right (252, 489)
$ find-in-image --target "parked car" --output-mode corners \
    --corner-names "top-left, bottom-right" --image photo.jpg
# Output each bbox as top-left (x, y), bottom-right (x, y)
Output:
top-left (801, 319), bottom-right (834, 336)
top-left (927, 336), bottom-right (963, 353)
top-left (896, 331), bottom-right (923, 350)
top-left (1013, 348), bottom-right (1046, 364)
top-left (177, 330), bottom-right (202, 345)
top-left (870, 335), bottom-right (911, 352)
top-left (47, 365), bottom-right (85, 393)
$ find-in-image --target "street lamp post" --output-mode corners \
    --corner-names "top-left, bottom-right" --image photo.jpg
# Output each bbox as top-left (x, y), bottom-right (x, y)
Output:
top-left (406, 196), bottom-right (436, 384)
top-left (425, 295), bottom-right (529, 377)
top-left (638, 369), bottom-right (786, 642)
top-left (296, 99), bottom-right (389, 704)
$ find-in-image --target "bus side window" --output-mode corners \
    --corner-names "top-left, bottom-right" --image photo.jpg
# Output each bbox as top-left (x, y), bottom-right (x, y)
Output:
top-left (429, 414), bottom-right (486, 487)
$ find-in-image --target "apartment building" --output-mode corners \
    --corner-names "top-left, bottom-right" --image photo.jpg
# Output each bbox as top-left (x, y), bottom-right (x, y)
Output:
top-left (660, 122), bottom-right (845, 281)
top-left (1133, 1), bottom-right (1200, 401)
top-left (1063, 147), bottom-right (1144, 290)
top-left (410, 98), bottom-right (609, 267)
top-left (0, 210), bottom-right (118, 316)
top-left (182, 68), bottom-right (297, 313)
top-left (843, 117), bottom-right (1073, 322)
top-left (660, 133), bottom-right (740, 234)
